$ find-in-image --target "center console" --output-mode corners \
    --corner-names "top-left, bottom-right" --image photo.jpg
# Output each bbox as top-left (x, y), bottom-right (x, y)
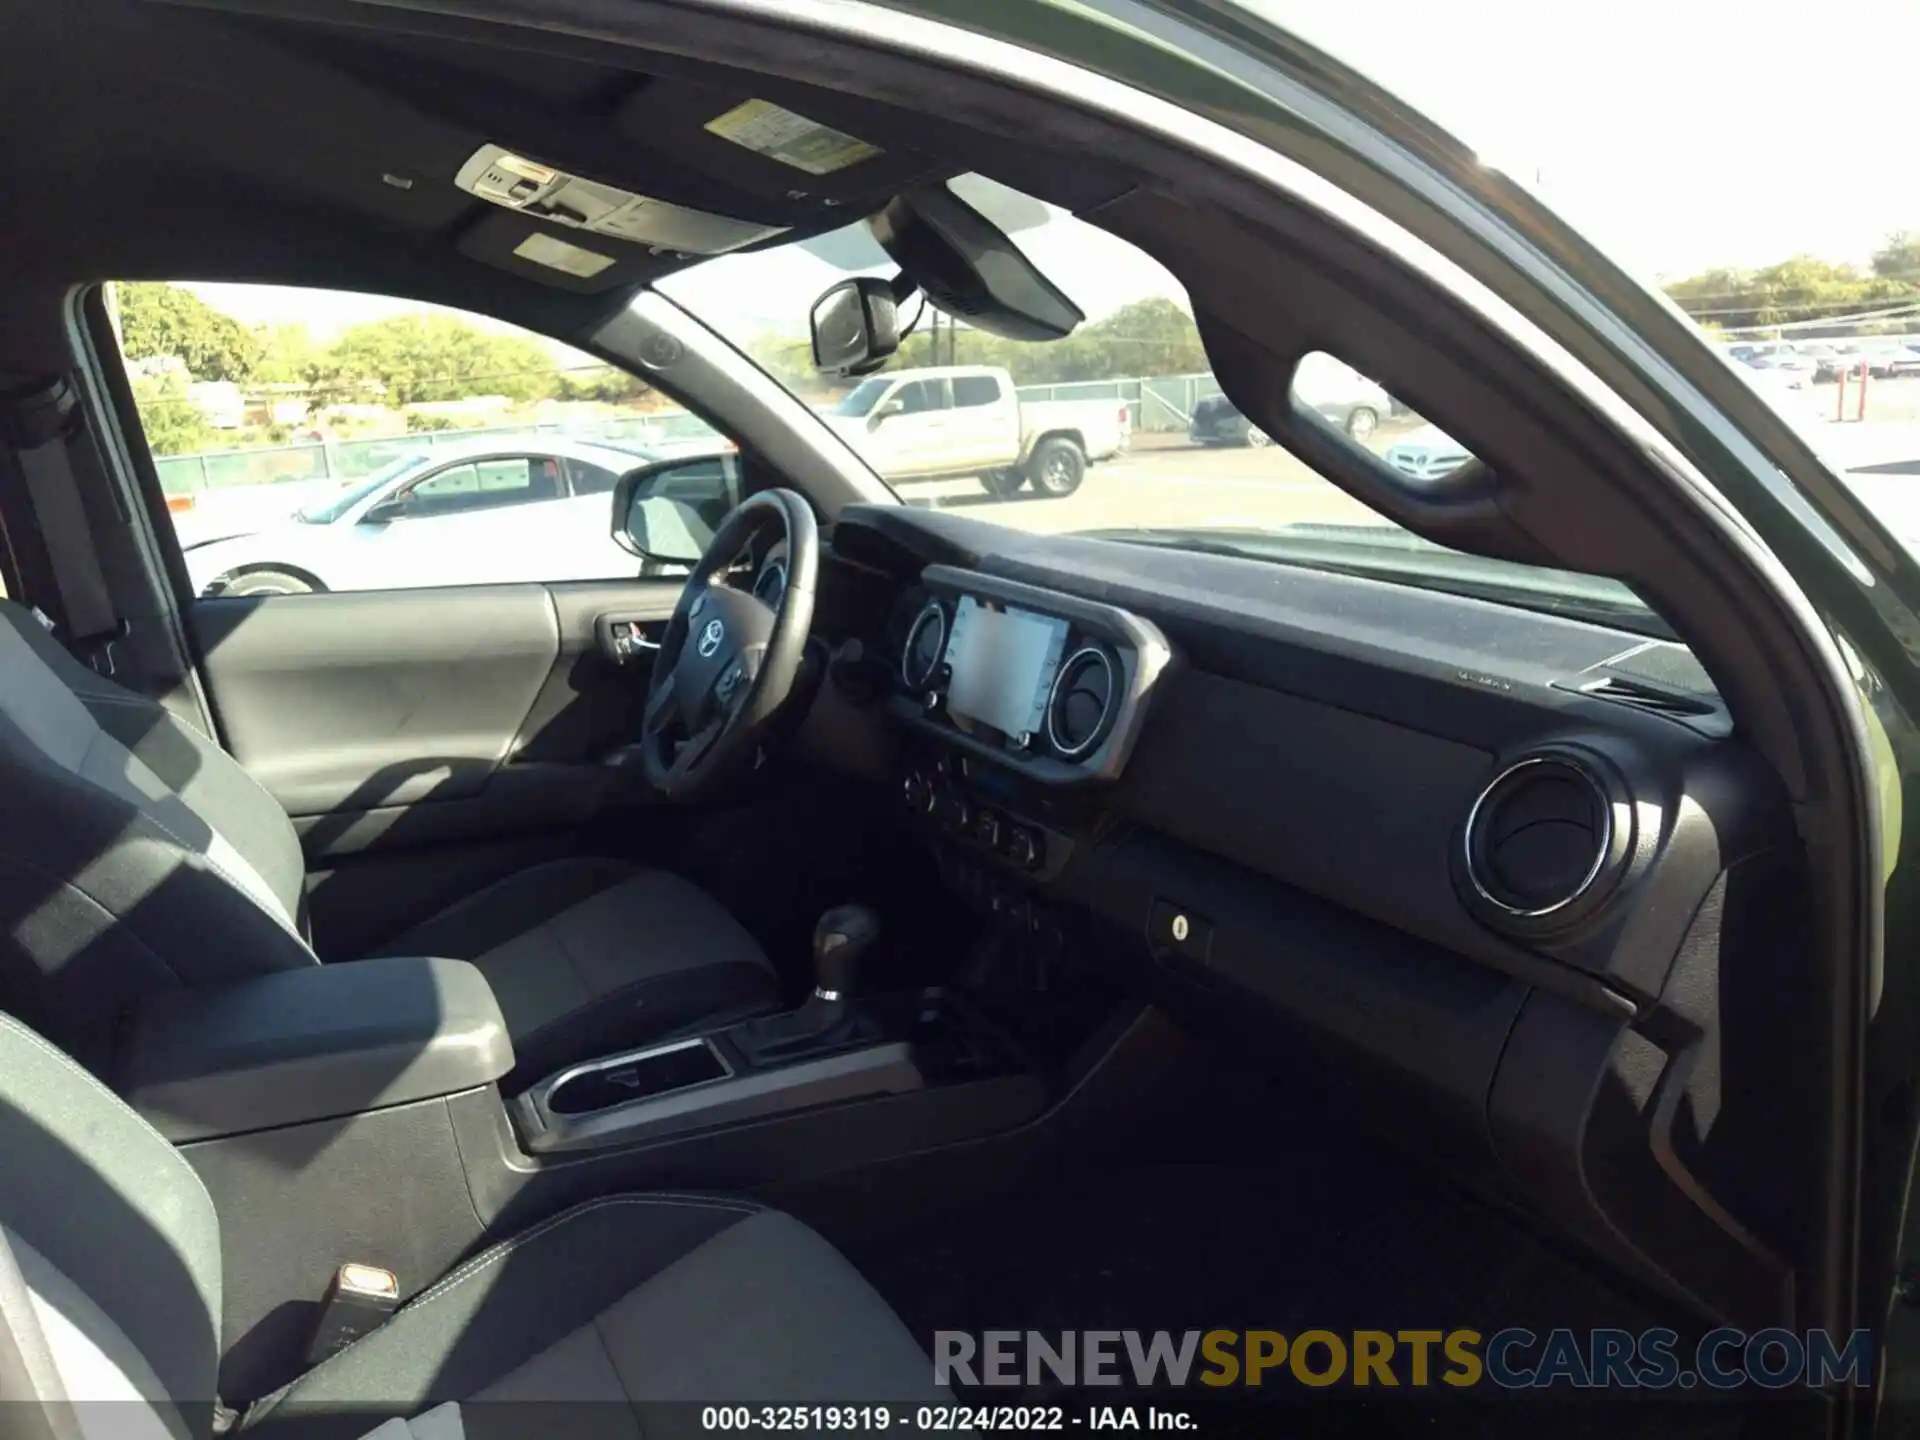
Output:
top-left (515, 904), bottom-right (930, 1152)
top-left (892, 565), bottom-right (1173, 784)
top-left (888, 565), bottom-right (1174, 928)
top-left (516, 1033), bottom-right (923, 1153)
top-left (120, 938), bottom-right (1052, 1406)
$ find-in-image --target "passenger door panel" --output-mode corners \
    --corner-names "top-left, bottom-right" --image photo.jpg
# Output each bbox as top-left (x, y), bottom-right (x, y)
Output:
top-left (195, 586), bottom-right (564, 815)
top-left (193, 579), bottom-right (685, 957)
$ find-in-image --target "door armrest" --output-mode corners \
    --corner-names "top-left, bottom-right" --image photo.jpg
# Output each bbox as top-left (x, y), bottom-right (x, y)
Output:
top-left (119, 956), bottom-right (513, 1141)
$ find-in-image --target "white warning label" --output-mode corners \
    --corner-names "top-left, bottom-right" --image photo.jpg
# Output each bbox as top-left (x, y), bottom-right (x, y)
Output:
top-left (705, 99), bottom-right (881, 175)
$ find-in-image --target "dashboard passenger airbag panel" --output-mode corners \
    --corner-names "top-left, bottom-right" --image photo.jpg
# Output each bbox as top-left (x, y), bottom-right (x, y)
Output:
top-left (1119, 671), bottom-right (1500, 957)
top-left (1094, 827), bottom-right (1527, 1163)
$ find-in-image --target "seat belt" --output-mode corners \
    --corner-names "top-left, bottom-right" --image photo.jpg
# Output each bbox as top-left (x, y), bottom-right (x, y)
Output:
top-left (0, 1230), bottom-right (83, 1440)
top-left (0, 377), bottom-right (124, 674)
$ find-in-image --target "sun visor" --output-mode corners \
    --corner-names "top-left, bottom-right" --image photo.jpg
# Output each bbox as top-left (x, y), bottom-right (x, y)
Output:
top-left (456, 144), bottom-right (787, 256)
top-left (456, 211), bottom-right (658, 293)
top-left (613, 82), bottom-right (944, 209)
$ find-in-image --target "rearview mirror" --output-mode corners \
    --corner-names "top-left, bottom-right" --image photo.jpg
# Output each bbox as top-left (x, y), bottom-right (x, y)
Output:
top-left (611, 453), bottom-right (744, 566)
top-left (810, 277), bottom-right (902, 377)
top-left (869, 184), bottom-right (1085, 342)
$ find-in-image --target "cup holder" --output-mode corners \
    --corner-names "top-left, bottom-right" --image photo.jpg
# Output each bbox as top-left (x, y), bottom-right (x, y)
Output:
top-left (545, 1038), bottom-right (731, 1117)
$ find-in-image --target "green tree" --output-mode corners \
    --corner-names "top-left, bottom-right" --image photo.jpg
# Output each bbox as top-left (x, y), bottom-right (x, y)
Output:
top-left (553, 363), bottom-right (652, 404)
top-left (129, 372), bottom-right (219, 455)
top-left (1872, 232), bottom-right (1920, 282)
top-left (1664, 247), bottom-right (1920, 329)
top-left (251, 323), bottom-right (321, 385)
top-left (114, 282), bottom-right (261, 382)
top-left (310, 314), bottom-right (560, 406)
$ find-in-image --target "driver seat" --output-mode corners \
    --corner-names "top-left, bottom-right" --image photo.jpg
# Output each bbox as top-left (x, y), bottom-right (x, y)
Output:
top-left (0, 600), bottom-right (780, 1080)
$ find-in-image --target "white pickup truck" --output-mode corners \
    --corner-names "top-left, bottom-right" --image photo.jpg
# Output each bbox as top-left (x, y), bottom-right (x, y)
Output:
top-left (818, 365), bottom-right (1128, 498)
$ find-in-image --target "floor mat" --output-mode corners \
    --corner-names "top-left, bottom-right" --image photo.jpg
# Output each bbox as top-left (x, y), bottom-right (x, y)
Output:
top-left (849, 1157), bottom-right (1739, 1439)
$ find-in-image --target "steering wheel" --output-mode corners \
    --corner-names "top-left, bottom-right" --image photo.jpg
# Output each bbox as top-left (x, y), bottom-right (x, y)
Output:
top-left (639, 488), bottom-right (819, 799)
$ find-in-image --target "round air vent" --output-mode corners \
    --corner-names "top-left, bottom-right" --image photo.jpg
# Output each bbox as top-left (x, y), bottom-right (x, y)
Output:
top-left (1463, 755), bottom-right (1616, 920)
top-left (1047, 645), bottom-right (1119, 759)
top-left (901, 600), bottom-right (948, 691)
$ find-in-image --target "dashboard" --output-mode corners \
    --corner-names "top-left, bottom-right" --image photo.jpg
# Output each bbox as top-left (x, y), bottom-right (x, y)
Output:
top-left (891, 565), bottom-right (1172, 783)
top-left (813, 500), bottom-right (1808, 1331)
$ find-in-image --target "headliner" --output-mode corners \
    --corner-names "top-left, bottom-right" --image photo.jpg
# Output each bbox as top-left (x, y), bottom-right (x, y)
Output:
top-left (0, 0), bottom-right (1146, 356)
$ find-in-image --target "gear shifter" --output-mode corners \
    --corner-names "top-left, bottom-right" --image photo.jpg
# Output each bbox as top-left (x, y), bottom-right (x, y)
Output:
top-left (811, 903), bottom-right (882, 1004)
top-left (731, 904), bottom-right (882, 1063)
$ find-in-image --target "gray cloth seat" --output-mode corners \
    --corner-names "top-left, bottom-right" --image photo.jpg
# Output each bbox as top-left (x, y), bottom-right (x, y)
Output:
top-left (0, 1014), bottom-right (947, 1440)
top-left (372, 859), bottom-right (779, 1082)
top-left (0, 601), bottom-right (778, 1079)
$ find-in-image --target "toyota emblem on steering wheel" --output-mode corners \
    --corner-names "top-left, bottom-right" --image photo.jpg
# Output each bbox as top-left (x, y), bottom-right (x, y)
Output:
top-left (696, 618), bottom-right (726, 658)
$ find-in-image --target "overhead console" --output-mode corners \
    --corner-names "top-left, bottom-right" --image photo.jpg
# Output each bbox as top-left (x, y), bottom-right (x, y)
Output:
top-left (892, 564), bottom-right (1173, 784)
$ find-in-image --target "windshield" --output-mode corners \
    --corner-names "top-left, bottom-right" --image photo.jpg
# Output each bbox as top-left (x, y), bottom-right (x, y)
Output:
top-left (657, 176), bottom-right (1666, 631)
top-left (295, 453), bottom-right (434, 523)
top-left (830, 378), bottom-right (893, 418)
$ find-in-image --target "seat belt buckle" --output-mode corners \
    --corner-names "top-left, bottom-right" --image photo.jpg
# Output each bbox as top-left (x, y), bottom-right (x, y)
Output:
top-left (72, 618), bottom-right (128, 678)
top-left (305, 1262), bottom-right (400, 1365)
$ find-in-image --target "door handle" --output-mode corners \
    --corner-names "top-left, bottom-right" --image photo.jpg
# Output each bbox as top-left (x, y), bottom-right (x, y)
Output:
top-left (595, 613), bottom-right (668, 665)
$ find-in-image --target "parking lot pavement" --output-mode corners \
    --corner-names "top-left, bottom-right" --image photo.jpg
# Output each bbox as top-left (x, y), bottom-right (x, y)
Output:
top-left (899, 439), bottom-right (1399, 536)
top-left (903, 399), bottom-right (1920, 544)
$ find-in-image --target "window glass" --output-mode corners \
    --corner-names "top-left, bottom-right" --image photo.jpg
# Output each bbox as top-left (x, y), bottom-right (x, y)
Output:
top-left (952, 375), bottom-right (1002, 407)
top-left (567, 459), bottom-right (623, 496)
top-left (657, 177), bottom-right (1666, 634)
top-left (895, 379), bottom-right (946, 414)
top-left (411, 464), bottom-right (482, 505)
top-left (403, 460), bottom-right (555, 516)
top-left (109, 281), bottom-right (734, 596)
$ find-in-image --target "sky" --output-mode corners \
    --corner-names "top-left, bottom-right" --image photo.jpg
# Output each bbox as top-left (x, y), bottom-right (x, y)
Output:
top-left (1244, 0), bottom-right (1920, 279)
top-left (191, 0), bottom-right (1920, 336)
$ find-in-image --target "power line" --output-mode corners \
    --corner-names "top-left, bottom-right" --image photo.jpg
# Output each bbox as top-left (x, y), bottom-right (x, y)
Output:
top-left (129, 357), bottom-right (643, 410)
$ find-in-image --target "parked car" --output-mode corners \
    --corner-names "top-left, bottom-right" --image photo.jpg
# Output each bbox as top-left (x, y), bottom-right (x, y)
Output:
top-left (817, 364), bottom-right (1127, 498)
top-left (1883, 345), bottom-right (1920, 379)
top-left (1189, 355), bottom-right (1393, 446)
top-left (1800, 344), bottom-right (1862, 382)
top-left (181, 436), bottom-right (689, 596)
top-left (619, 410), bottom-right (730, 459)
top-left (1381, 423), bottom-right (1473, 479)
top-left (1746, 351), bottom-right (1817, 379)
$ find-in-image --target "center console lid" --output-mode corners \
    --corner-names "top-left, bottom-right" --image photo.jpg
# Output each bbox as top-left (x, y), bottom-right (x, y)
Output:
top-left (120, 956), bottom-right (513, 1141)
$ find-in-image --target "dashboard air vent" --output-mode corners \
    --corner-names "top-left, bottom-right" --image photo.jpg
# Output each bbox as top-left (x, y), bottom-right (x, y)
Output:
top-left (1464, 756), bottom-right (1612, 918)
top-left (1047, 646), bottom-right (1118, 759)
top-left (901, 600), bottom-right (948, 691)
top-left (1577, 675), bottom-right (1716, 718)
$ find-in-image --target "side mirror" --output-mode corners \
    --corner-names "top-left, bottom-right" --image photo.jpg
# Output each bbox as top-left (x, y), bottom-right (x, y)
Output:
top-left (612, 453), bottom-right (743, 566)
top-left (810, 277), bottom-right (902, 377)
top-left (362, 498), bottom-right (406, 525)
top-left (870, 397), bottom-right (905, 426)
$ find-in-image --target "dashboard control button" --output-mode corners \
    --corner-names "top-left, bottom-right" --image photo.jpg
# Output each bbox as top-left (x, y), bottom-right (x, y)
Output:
top-left (1005, 827), bottom-right (1041, 870)
top-left (1147, 899), bottom-right (1212, 964)
top-left (972, 808), bottom-right (1002, 849)
top-left (903, 772), bottom-right (931, 813)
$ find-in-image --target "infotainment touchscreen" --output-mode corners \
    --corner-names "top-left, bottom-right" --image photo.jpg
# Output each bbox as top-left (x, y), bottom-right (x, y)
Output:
top-left (942, 597), bottom-right (1071, 741)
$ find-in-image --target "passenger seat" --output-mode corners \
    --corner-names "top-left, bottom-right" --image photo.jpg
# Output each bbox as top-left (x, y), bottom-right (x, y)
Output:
top-left (0, 1012), bottom-right (949, 1437)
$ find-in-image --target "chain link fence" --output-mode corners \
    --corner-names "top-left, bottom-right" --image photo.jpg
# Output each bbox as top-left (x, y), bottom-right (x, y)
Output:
top-left (153, 411), bottom-right (720, 497)
top-left (154, 372), bottom-right (1224, 498)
